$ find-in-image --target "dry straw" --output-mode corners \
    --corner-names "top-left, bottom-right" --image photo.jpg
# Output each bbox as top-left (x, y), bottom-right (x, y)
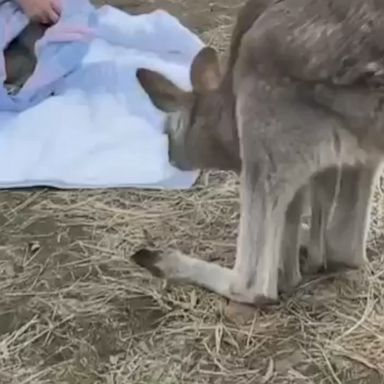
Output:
top-left (0, 0), bottom-right (384, 383)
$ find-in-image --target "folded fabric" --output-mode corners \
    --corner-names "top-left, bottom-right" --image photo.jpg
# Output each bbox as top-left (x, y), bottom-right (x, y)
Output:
top-left (0, 0), bottom-right (202, 189)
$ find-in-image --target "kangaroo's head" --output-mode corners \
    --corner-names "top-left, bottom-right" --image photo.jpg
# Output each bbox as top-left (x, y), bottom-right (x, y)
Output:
top-left (137, 47), bottom-right (238, 171)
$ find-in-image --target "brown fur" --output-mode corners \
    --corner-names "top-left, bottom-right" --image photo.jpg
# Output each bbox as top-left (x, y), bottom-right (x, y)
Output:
top-left (4, 22), bottom-right (46, 89)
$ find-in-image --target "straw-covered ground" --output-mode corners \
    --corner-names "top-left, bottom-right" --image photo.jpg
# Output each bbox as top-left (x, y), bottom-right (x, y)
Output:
top-left (1, 0), bottom-right (384, 383)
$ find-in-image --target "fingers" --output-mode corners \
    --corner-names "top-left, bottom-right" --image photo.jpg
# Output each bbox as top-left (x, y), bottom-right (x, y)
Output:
top-left (45, 7), bottom-right (60, 24)
top-left (32, 0), bottom-right (62, 25)
top-left (51, 0), bottom-right (62, 16)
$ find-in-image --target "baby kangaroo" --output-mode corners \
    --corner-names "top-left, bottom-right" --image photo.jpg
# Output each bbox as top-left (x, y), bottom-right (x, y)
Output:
top-left (4, 22), bottom-right (46, 91)
top-left (132, 0), bottom-right (384, 306)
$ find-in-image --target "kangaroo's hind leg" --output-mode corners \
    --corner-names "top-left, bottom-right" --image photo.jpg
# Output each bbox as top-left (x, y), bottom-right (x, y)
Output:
top-left (278, 186), bottom-right (307, 293)
top-left (305, 162), bottom-right (381, 273)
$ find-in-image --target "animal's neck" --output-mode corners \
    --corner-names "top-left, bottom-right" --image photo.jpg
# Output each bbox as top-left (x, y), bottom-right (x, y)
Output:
top-left (216, 75), bottom-right (241, 171)
top-left (197, 0), bottom-right (277, 172)
top-left (198, 79), bottom-right (240, 171)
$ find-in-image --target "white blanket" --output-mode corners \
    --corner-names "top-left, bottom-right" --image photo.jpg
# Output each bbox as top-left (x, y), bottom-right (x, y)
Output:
top-left (0, 1), bottom-right (202, 189)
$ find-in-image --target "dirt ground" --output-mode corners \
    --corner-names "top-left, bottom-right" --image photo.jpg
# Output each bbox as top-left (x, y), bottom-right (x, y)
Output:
top-left (1, 1), bottom-right (384, 383)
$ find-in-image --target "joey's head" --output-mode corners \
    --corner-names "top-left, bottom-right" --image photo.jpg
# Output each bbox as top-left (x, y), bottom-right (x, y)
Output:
top-left (136, 47), bottom-right (224, 171)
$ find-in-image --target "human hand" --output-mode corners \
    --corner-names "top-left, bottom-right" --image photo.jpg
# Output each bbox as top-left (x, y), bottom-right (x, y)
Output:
top-left (17, 0), bottom-right (62, 25)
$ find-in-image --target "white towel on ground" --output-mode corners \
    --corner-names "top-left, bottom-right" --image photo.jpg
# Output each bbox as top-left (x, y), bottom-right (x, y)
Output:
top-left (0, 1), bottom-right (202, 189)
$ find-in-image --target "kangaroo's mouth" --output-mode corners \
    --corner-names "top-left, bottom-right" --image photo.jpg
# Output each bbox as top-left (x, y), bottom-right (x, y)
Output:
top-left (165, 111), bottom-right (184, 136)
top-left (164, 112), bottom-right (197, 171)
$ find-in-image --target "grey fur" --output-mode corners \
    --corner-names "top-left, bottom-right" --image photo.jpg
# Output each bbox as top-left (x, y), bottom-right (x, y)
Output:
top-left (134, 0), bottom-right (384, 305)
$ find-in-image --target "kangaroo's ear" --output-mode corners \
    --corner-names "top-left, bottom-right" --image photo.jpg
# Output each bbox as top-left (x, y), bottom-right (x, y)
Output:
top-left (190, 47), bottom-right (221, 93)
top-left (137, 68), bottom-right (189, 112)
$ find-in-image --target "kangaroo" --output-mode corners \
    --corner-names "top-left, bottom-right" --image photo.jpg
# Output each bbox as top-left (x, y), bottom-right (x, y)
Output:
top-left (132, 0), bottom-right (384, 306)
top-left (4, 22), bottom-right (46, 91)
